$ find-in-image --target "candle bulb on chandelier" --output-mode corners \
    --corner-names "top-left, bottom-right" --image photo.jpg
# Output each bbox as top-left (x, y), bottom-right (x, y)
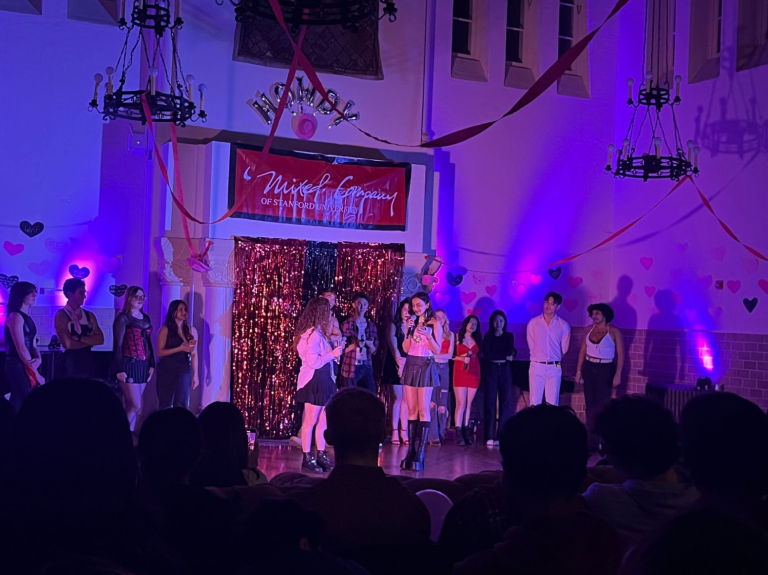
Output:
top-left (674, 75), bottom-right (682, 100)
top-left (623, 138), bottom-right (630, 156)
top-left (694, 146), bottom-right (701, 170)
top-left (687, 139), bottom-right (694, 160)
top-left (93, 73), bottom-right (104, 101)
top-left (645, 72), bottom-right (653, 89)
top-left (105, 66), bottom-right (115, 95)
top-left (627, 78), bottom-right (634, 103)
top-left (149, 67), bottom-right (158, 96)
top-left (654, 137), bottom-right (661, 159)
top-left (118, 0), bottom-right (125, 20)
top-left (198, 83), bottom-right (207, 114)
top-left (607, 144), bottom-right (615, 168)
top-left (185, 74), bottom-right (195, 98)
top-left (175, 0), bottom-right (181, 19)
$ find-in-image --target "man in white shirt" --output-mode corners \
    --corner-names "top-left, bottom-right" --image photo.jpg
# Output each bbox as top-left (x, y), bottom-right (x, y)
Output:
top-left (526, 292), bottom-right (571, 405)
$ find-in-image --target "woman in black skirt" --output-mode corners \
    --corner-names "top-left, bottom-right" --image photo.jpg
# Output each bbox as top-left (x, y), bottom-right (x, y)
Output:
top-left (400, 291), bottom-right (443, 471)
top-left (3, 281), bottom-right (42, 411)
top-left (156, 300), bottom-right (198, 410)
top-left (295, 297), bottom-right (343, 473)
top-left (112, 285), bottom-right (155, 433)
top-left (54, 278), bottom-right (104, 379)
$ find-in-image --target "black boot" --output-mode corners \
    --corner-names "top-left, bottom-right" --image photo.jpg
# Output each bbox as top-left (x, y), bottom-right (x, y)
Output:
top-left (302, 452), bottom-right (324, 474)
top-left (462, 425), bottom-right (474, 446)
top-left (316, 449), bottom-right (334, 471)
top-left (411, 422), bottom-right (431, 471)
top-left (456, 426), bottom-right (466, 446)
top-left (400, 420), bottom-right (420, 470)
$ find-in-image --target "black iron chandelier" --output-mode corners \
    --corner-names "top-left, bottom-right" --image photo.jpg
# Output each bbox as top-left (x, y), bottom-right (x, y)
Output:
top-left (89, 0), bottom-right (206, 126)
top-left (218, 0), bottom-right (398, 32)
top-left (606, 0), bottom-right (699, 181)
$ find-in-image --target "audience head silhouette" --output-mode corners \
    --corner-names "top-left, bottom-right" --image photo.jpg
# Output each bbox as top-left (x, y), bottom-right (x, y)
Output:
top-left (680, 392), bottom-right (768, 499)
top-left (595, 394), bottom-right (680, 480)
top-left (138, 407), bottom-right (201, 488)
top-left (190, 401), bottom-right (249, 488)
top-left (499, 404), bottom-right (587, 513)
top-left (324, 387), bottom-right (385, 464)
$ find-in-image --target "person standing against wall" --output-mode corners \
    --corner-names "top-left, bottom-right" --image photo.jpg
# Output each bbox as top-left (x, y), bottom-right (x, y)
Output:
top-left (156, 300), bottom-right (198, 410)
top-left (54, 278), bottom-right (104, 379)
top-left (526, 292), bottom-right (571, 406)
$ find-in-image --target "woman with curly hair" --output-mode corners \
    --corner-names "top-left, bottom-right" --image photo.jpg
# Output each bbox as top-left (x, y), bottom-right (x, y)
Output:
top-left (294, 297), bottom-right (343, 474)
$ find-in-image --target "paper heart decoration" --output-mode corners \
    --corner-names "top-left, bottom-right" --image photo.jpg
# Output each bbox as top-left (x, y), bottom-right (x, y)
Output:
top-left (676, 242), bottom-right (689, 254)
top-left (526, 301), bottom-right (541, 315)
top-left (709, 306), bottom-right (723, 320)
top-left (3, 241), bottom-right (24, 256)
top-left (44, 238), bottom-right (68, 253)
top-left (28, 260), bottom-right (51, 276)
top-left (727, 280), bottom-right (741, 294)
top-left (19, 221), bottom-right (44, 238)
top-left (485, 285), bottom-right (497, 297)
top-left (627, 293), bottom-right (638, 306)
top-left (759, 279), bottom-right (768, 295)
top-left (587, 291), bottom-right (600, 303)
top-left (563, 298), bottom-right (579, 312)
top-left (466, 307), bottom-right (481, 317)
top-left (590, 269), bottom-right (604, 281)
top-left (460, 291), bottom-right (477, 305)
top-left (640, 257), bottom-right (654, 271)
top-left (446, 272), bottom-right (463, 287)
top-left (68, 265), bottom-right (91, 280)
top-left (548, 267), bottom-right (562, 280)
top-left (743, 258), bottom-right (758, 274)
top-left (530, 273), bottom-right (542, 285)
top-left (99, 255), bottom-right (121, 273)
top-left (712, 246), bottom-right (726, 262)
top-left (0, 274), bottom-right (20, 290)
top-left (644, 286), bottom-right (657, 298)
top-left (434, 292), bottom-right (450, 306)
top-left (109, 284), bottom-right (128, 297)
top-left (699, 275), bottom-right (713, 290)
top-left (743, 297), bottom-right (758, 313)
top-left (567, 276), bottom-right (583, 288)
top-left (512, 282), bottom-right (526, 294)
top-left (670, 268), bottom-right (684, 281)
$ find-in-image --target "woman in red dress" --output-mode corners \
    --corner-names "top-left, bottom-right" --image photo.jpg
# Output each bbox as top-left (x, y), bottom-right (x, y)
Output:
top-left (452, 315), bottom-right (482, 445)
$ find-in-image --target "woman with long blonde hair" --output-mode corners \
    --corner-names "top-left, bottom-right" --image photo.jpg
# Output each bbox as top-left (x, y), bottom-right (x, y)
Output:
top-left (294, 297), bottom-right (343, 473)
top-left (428, 308), bottom-right (454, 444)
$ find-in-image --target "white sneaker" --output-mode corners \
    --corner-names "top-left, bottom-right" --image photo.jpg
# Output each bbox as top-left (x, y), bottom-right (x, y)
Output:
top-left (486, 439), bottom-right (494, 446)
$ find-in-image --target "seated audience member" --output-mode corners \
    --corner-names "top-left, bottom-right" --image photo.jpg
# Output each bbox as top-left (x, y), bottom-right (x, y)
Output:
top-left (138, 408), bottom-right (240, 575)
top-left (0, 379), bottom-right (174, 575)
top-left (453, 405), bottom-right (624, 575)
top-left (291, 387), bottom-right (431, 555)
top-left (583, 395), bottom-right (698, 543)
top-left (620, 508), bottom-right (768, 575)
top-left (189, 401), bottom-right (266, 488)
top-left (680, 392), bottom-right (768, 525)
top-left (235, 499), bottom-right (371, 575)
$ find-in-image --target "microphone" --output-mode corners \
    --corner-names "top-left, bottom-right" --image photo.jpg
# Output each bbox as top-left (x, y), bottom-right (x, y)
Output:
top-left (407, 315), bottom-right (419, 338)
top-left (463, 349), bottom-right (473, 371)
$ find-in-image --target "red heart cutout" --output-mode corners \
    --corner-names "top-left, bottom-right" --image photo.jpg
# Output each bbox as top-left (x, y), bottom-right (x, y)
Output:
top-left (645, 286), bottom-right (656, 298)
top-left (758, 279), bottom-right (768, 295)
top-left (530, 274), bottom-right (542, 285)
top-left (640, 257), bottom-right (654, 270)
top-left (590, 269), bottom-right (604, 281)
top-left (460, 291), bottom-right (477, 305)
top-left (3, 241), bottom-right (24, 256)
top-left (485, 285), bottom-right (497, 297)
top-left (567, 276), bottom-right (583, 288)
top-left (727, 280), bottom-right (741, 294)
top-left (563, 298), bottom-right (579, 312)
top-left (434, 292), bottom-right (450, 306)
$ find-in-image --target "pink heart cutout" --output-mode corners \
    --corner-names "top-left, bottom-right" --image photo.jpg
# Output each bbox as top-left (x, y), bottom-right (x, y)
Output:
top-left (563, 298), bottom-right (579, 312)
top-left (466, 307), bottom-right (481, 317)
top-left (644, 286), bottom-right (657, 298)
top-left (512, 282), bottom-right (526, 294)
top-left (758, 279), bottom-right (768, 295)
top-left (3, 241), bottom-right (24, 256)
top-left (28, 260), bottom-right (51, 277)
top-left (99, 255), bottom-right (121, 273)
top-left (712, 246), bottom-right (726, 262)
top-left (434, 292), bottom-right (450, 306)
top-left (485, 285), bottom-right (497, 297)
top-left (710, 306), bottom-right (723, 320)
top-left (590, 269), bottom-right (604, 281)
top-left (460, 291), bottom-right (477, 305)
top-left (727, 280), bottom-right (741, 294)
top-left (743, 258), bottom-right (758, 274)
top-left (676, 242), bottom-right (689, 254)
top-left (699, 275), bottom-right (713, 290)
top-left (530, 274), bottom-right (542, 285)
top-left (670, 268), bottom-right (684, 281)
top-left (567, 276), bottom-right (583, 288)
top-left (640, 257), bottom-right (654, 271)
top-left (627, 293), bottom-right (639, 306)
top-left (44, 238), bottom-right (68, 253)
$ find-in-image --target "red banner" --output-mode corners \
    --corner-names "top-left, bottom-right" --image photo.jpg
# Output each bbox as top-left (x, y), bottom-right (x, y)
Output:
top-left (229, 146), bottom-right (410, 230)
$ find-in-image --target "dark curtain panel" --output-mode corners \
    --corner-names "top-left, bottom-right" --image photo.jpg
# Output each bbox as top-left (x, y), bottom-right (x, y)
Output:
top-left (301, 241), bottom-right (338, 307)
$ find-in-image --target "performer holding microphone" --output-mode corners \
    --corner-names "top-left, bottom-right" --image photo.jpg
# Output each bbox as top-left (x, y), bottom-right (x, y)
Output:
top-left (452, 315), bottom-right (482, 446)
top-left (400, 292), bottom-right (442, 471)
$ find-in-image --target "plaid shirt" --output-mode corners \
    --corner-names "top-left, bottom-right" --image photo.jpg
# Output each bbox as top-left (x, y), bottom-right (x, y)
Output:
top-left (340, 317), bottom-right (378, 379)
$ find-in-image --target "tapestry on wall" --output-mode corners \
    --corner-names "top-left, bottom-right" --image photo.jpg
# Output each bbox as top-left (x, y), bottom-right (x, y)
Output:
top-left (231, 237), bottom-right (405, 439)
top-left (228, 144), bottom-right (410, 231)
top-left (235, 16), bottom-right (382, 79)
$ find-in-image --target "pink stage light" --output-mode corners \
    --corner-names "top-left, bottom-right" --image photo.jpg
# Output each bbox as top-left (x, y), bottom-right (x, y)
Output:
top-left (695, 336), bottom-right (715, 373)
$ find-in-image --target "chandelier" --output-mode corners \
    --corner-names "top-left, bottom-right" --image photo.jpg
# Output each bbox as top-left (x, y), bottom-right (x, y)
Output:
top-left (89, 0), bottom-right (207, 126)
top-left (606, 0), bottom-right (699, 181)
top-left (218, 0), bottom-right (398, 32)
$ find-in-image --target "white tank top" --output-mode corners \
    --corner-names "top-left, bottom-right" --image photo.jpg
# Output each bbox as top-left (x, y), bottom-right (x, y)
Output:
top-left (586, 325), bottom-right (616, 360)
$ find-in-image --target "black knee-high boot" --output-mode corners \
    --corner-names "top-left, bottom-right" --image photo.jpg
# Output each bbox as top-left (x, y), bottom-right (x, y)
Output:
top-left (411, 421), bottom-right (431, 471)
top-left (400, 420), bottom-right (420, 470)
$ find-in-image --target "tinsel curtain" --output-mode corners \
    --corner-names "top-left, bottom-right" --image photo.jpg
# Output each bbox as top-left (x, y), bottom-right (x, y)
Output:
top-left (231, 237), bottom-right (306, 438)
top-left (335, 242), bottom-right (406, 392)
top-left (301, 241), bottom-right (338, 307)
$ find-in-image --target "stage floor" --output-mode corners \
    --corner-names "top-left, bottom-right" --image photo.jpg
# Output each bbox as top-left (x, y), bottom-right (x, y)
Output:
top-left (258, 435), bottom-right (503, 481)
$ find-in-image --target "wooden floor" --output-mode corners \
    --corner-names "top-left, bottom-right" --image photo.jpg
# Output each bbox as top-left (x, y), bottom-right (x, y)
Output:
top-left (258, 430), bottom-right (503, 481)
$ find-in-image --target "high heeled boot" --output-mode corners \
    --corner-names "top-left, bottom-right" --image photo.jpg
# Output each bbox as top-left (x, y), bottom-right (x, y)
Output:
top-left (316, 449), bottom-right (334, 471)
top-left (462, 424), bottom-right (474, 446)
top-left (400, 420), bottom-right (420, 470)
top-left (411, 422), bottom-right (431, 471)
top-left (456, 426), bottom-right (466, 446)
top-left (302, 452), bottom-right (324, 474)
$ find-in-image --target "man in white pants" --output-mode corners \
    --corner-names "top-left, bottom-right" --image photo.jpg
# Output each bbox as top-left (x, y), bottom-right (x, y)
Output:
top-left (527, 292), bottom-right (571, 405)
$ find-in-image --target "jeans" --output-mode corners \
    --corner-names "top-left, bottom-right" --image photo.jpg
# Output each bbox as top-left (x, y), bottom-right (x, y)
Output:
top-left (582, 360), bottom-right (616, 451)
top-left (483, 361), bottom-right (519, 441)
top-left (157, 370), bottom-right (192, 409)
top-left (429, 362), bottom-right (450, 442)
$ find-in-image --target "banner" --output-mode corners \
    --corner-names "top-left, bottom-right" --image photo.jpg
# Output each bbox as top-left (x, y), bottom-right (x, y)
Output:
top-left (228, 145), bottom-right (410, 230)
